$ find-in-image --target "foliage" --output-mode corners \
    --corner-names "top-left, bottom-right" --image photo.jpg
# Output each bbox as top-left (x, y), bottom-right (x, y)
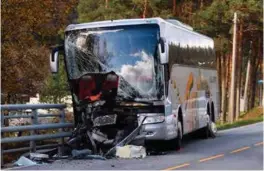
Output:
top-left (1, 0), bottom-right (78, 98)
top-left (40, 56), bottom-right (70, 104)
top-left (77, 0), bottom-right (173, 23)
top-left (195, 0), bottom-right (262, 51)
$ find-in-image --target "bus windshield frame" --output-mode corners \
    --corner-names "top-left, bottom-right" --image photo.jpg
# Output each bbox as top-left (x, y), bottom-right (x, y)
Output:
top-left (64, 24), bottom-right (164, 101)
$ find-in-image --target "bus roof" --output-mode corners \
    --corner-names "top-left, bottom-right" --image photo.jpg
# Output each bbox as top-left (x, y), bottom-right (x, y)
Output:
top-left (65, 17), bottom-right (212, 41)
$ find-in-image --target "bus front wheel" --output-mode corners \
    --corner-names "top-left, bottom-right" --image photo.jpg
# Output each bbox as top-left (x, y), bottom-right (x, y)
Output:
top-left (174, 121), bottom-right (183, 150)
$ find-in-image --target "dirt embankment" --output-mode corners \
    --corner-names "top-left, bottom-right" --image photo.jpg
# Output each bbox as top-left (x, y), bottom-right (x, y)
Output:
top-left (240, 107), bottom-right (263, 120)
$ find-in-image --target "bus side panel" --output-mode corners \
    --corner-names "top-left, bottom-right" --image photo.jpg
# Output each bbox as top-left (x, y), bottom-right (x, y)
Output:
top-left (170, 65), bottom-right (219, 133)
top-left (199, 68), bottom-right (220, 123)
top-left (170, 65), bottom-right (204, 133)
top-left (163, 21), bottom-right (218, 135)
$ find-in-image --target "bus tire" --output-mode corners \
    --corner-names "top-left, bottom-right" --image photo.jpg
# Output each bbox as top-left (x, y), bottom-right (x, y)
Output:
top-left (201, 114), bottom-right (217, 139)
top-left (174, 121), bottom-right (183, 150)
top-left (208, 115), bottom-right (217, 138)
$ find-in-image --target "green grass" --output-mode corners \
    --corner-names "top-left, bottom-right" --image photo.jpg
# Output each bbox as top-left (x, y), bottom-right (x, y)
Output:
top-left (217, 115), bottom-right (263, 130)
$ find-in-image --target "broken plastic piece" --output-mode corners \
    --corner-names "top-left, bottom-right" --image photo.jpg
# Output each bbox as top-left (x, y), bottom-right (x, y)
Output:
top-left (14, 156), bottom-right (37, 166)
top-left (71, 149), bottom-right (92, 159)
top-left (104, 116), bottom-right (146, 157)
top-left (52, 154), bottom-right (69, 159)
top-left (115, 145), bottom-right (146, 159)
top-left (30, 153), bottom-right (49, 160)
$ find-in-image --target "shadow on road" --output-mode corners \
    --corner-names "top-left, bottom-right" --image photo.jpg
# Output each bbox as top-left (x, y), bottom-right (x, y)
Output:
top-left (146, 131), bottom-right (205, 156)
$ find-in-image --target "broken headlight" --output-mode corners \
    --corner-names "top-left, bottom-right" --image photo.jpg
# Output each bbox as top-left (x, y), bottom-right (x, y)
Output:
top-left (137, 114), bottom-right (165, 124)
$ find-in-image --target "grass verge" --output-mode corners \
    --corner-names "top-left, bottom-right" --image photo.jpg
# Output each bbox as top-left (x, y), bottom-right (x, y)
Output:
top-left (217, 115), bottom-right (263, 131)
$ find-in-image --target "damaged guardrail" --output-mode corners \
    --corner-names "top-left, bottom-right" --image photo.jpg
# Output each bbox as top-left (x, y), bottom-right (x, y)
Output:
top-left (0, 104), bottom-right (74, 166)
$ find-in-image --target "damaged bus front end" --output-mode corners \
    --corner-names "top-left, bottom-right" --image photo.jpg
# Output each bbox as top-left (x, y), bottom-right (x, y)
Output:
top-left (50, 21), bottom-right (168, 156)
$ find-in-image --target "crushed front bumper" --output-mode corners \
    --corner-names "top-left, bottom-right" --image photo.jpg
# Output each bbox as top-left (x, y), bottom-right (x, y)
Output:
top-left (141, 122), bottom-right (167, 140)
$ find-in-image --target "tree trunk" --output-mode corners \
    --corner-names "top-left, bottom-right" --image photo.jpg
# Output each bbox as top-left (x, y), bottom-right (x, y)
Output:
top-left (217, 51), bottom-right (222, 108)
top-left (249, 37), bottom-right (259, 110)
top-left (200, 0), bottom-right (204, 8)
top-left (221, 53), bottom-right (227, 124)
top-left (173, 0), bottom-right (176, 16)
top-left (243, 50), bottom-right (252, 112)
top-left (228, 12), bottom-right (238, 123)
top-left (105, 0), bottom-right (108, 9)
top-left (235, 22), bottom-right (243, 121)
top-left (142, 0), bottom-right (147, 18)
top-left (257, 35), bottom-right (263, 106)
top-left (225, 53), bottom-right (231, 121)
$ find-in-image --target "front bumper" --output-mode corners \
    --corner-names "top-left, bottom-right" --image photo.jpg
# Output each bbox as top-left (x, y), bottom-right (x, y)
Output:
top-left (141, 122), bottom-right (167, 140)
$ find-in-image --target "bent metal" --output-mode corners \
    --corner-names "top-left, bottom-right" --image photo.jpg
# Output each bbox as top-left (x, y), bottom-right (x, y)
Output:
top-left (50, 17), bottom-right (219, 157)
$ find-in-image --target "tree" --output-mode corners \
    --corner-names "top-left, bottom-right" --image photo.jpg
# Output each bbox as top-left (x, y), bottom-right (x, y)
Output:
top-left (228, 12), bottom-right (238, 124)
top-left (1, 0), bottom-right (78, 102)
top-left (195, 0), bottom-right (263, 121)
top-left (40, 56), bottom-right (70, 104)
top-left (77, 0), bottom-right (173, 23)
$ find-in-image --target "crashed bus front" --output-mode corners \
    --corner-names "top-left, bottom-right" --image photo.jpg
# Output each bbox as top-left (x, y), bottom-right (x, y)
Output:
top-left (50, 20), bottom-right (168, 155)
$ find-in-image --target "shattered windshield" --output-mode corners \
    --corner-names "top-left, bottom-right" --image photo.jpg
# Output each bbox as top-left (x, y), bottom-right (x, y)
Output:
top-left (65, 24), bottom-right (163, 100)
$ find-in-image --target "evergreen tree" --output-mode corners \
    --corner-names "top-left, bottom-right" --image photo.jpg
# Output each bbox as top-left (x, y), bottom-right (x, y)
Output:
top-left (40, 56), bottom-right (70, 104)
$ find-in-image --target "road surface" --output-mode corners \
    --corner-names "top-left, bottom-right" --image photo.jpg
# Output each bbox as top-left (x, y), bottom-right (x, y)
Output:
top-left (15, 122), bottom-right (263, 170)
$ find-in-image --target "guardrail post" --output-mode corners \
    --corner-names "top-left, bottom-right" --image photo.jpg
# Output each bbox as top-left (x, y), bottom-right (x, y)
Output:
top-left (1, 113), bottom-right (4, 166)
top-left (58, 108), bottom-right (66, 156)
top-left (30, 109), bottom-right (38, 152)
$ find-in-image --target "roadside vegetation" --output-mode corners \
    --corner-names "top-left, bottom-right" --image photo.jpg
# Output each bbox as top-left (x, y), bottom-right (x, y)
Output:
top-left (217, 107), bottom-right (263, 130)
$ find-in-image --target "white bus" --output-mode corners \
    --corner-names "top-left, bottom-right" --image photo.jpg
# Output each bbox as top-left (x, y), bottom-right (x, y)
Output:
top-left (50, 17), bottom-right (220, 152)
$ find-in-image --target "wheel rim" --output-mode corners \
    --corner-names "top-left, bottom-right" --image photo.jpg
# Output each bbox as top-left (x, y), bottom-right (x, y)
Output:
top-left (210, 122), bottom-right (217, 134)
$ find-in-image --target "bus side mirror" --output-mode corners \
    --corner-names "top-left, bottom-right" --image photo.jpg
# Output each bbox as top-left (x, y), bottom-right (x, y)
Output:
top-left (158, 37), bottom-right (168, 64)
top-left (50, 45), bottom-right (63, 74)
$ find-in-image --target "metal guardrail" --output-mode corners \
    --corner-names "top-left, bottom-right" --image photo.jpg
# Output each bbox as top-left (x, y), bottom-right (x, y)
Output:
top-left (0, 104), bottom-right (74, 165)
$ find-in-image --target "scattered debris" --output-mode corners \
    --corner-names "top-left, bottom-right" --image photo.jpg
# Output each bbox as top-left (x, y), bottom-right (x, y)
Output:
top-left (52, 154), bottom-right (69, 160)
top-left (115, 145), bottom-right (146, 159)
top-left (22, 148), bottom-right (58, 159)
top-left (30, 153), bottom-right (49, 160)
top-left (28, 152), bottom-right (53, 164)
top-left (71, 149), bottom-right (92, 159)
top-left (14, 156), bottom-right (37, 166)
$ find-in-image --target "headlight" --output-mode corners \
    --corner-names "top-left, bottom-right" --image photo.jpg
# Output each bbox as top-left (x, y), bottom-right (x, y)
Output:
top-left (138, 114), bottom-right (165, 125)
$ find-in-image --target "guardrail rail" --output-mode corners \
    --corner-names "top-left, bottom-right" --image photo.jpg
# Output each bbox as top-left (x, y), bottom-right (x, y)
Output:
top-left (0, 104), bottom-right (74, 166)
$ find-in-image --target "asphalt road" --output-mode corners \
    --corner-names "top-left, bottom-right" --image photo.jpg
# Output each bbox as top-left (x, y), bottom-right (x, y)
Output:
top-left (15, 122), bottom-right (263, 170)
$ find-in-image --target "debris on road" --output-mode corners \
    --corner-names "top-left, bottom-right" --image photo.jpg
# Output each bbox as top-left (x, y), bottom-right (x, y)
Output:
top-left (78, 155), bottom-right (106, 160)
top-left (14, 156), bottom-right (37, 166)
top-left (70, 149), bottom-right (106, 160)
top-left (116, 145), bottom-right (146, 159)
top-left (71, 149), bottom-right (92, 159)
top-left (30, 153), bottom-right (49, 161)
